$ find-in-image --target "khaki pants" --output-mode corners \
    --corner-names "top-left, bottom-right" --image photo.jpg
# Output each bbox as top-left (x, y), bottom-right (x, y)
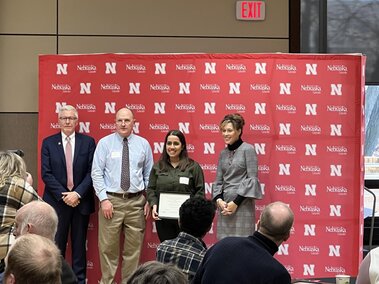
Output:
top-left (98, 194), bottom-right (146, 284)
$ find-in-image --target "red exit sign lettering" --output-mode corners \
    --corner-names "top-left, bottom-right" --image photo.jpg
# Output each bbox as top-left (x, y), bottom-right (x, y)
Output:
top-left (236, 1), bottom-right (265, 21)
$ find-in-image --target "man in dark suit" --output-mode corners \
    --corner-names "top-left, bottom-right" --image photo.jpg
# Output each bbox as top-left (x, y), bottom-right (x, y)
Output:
top-left (41, 105), bottom-right (96, 284)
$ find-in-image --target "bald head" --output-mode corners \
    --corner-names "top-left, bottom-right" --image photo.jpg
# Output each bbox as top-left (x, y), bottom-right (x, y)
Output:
top-left (257, 201), bottom-right (294, 244)
top-left (115, 108), bottom-right (135, 138)
top-left (14, 201), bottom-right (58, 240)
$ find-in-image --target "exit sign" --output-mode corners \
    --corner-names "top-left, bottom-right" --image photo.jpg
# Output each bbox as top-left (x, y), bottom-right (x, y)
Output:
top-left (236, 1), bottom-right (265, 21)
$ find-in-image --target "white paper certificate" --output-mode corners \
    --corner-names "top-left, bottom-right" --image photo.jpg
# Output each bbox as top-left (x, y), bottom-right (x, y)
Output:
top-left (158, 193), bottom-right (190, 219)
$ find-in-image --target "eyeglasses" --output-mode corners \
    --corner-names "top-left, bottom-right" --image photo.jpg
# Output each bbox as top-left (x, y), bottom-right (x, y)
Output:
top-left (59, 117), bottom-right (77, 121)
top-left (116, 119), bottom-right (132, 124)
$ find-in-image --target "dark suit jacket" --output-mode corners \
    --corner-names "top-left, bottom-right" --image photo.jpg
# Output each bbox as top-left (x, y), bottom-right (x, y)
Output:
top-left (41, 132), bottom-right (96, 215)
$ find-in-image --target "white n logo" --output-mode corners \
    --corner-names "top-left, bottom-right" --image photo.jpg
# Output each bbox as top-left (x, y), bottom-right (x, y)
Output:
top-left (331, 84), bottom-right (342, 96)
top-left (305, 144), bottom-right (317, 156)
top-left (279, 83), bottom-right (291, 95)
top-left (154, 103), bottom-right (166, 114)
top-left (129, 83), bottom-right (141, 94)
top-left (104, 102), bottom-right (116, 114)
top-left (205, 62), bottom-right (216, 74)
top-left (305, 184), bottom-right (317, 196)
top-left (179, 82), bottom-right (190, 94)
top-left (56, 64), bottom-right (68, 75)
top-left (133, 122), bottom-right (140, 134)
top-left (105, 62), bottom-right (116, 74)
top-left (79, 122), bottom-right (90, 133)
top-left (55, 102), bottom-right (67, 113)
top-left (330, 205), bottom-right (342, 216)
top-left (303, 264), bottom-right (315, 276)
top-left (279, 123), bottom-right (291, 135)
top-left (153, 142), bottom-right (164, 154)
top-left (279, 164), bottom-right (290, 176)
top-left (254, 143), bottom-right (266, 155)
top-left (305, 104), bottom-right (317, 115)
top-left (204, 102), bottom-right (216, 114)
top-left (330, 165), bottom-right (342, 176)
top-left (328, 245), bottom-right (341, 257)
top-left (260, 183), bottom-right (265, 195)
top-left (277, 244), bottom-right (289, 255)
top-left (204, 143), bottom-right (215, 154)
top-left (178, 122), bottom-right (190, 134)
top-left (330, 124), bottom-right (342, 136)
top-left (155, 63), bottom-right (166, 74)
top-left (304, 224), bottom-right (316, 236)
top-left (205, 183), bottom-right (212, 195)
top-left (254, 103), bottom-right (266, 115)
top-left (229, 82), bottom-right (240, 94)
top-left (80, 83), bottom-right (91, 94)
top-left (255, 62), bottom-right (267, 74)
top-left (305, 63), bottom-right (317, 75)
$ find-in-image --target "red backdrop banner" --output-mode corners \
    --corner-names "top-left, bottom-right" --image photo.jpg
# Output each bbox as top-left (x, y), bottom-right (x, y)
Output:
top-left (38, 53), bottom-right (365, 282)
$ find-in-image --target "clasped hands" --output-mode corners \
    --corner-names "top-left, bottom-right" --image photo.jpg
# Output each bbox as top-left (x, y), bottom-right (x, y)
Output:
top-left (217, 199), bottom-right (238, 216)
top-left (62, 191), bottom-right (80, 207)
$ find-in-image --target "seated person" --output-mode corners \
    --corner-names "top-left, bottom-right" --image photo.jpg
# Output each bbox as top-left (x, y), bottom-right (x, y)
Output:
top-left (356, 246), bottom-right (379, 284)
top-left (4, 234), bottom-right (62, 284)
top-left (127, 261), bottom-right (187, 284)
top-left (193, 201), bottom-right (294, 284)
top-left (13, 200), bottom-right (77, 283)
top-left (156, 197), bottom-right (216, 281)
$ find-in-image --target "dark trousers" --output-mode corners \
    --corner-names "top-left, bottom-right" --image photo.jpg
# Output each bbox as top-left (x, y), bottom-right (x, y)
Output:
top-left (55, 204), bottom-right (90, 284)
top-left (156, 219), bottom-right (180, 242)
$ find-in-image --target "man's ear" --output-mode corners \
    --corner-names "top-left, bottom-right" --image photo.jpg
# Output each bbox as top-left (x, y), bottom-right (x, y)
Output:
top-left (6, 273), bottom-right (16, 284)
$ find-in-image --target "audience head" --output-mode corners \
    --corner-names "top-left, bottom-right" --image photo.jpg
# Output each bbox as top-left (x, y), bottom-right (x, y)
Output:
top-left (0, 151), bottom-right (27, 187)
top-left (4, 234), bottom-right (62, 284)
top-left (58, 105), bottom-right (78, 136)
top-left (257, 201), bottom-right (294, 244)
top-left (179, 197), bottom-right (216, 238)
top-left (115, 107), bottom-right (135, 138)
top-left (127, 261), bottom-right (188, 284)
top-left (13, 201), bottom-right (58, 240)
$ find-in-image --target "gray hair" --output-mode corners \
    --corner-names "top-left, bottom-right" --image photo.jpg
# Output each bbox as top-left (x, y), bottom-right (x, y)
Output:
top-left (58, 105), bottom-right (78, 119)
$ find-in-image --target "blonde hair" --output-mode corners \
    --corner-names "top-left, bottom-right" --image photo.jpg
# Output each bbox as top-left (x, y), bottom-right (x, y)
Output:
top-left (0, 151), bottom-right (27, 187)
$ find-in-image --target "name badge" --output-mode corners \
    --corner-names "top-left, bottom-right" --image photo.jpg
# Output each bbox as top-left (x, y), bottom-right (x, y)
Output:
top-left (179, 177), bottom-right (189, 185)
top-left (111, 151), bottom-right (121, 158)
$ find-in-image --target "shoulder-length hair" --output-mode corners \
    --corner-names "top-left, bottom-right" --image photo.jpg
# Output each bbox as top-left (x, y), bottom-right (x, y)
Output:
top-left (158, 130), bottom-right (194, 171)
top-left (0, 151), bottom-right (27, 187)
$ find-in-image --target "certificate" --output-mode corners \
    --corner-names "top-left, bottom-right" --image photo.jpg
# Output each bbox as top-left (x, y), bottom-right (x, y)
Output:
top-left (158, 193), bottom-right (190, 219)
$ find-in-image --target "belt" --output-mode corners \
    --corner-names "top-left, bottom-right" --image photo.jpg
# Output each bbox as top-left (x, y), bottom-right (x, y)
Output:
top-left (106, 191), bottom-right (144, 199)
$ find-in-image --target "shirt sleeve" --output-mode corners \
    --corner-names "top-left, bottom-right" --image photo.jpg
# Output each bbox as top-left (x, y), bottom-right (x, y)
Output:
top-left (146, 165), bottom-right (159, 206)
top-left (91, 139), bottom-right (108, 201)
top-left (192, 162), bottom-right (205, 198)
top-left (236, 146), bottom-right (262, 199)
top-left (212, 151), bottom-right (224, 200)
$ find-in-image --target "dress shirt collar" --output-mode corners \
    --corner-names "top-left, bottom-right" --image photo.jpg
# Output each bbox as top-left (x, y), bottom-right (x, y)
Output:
top-left (61, 131), bottom-right (75, 141)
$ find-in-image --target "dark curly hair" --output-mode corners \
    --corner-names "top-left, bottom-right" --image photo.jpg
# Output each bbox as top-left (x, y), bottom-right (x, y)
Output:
top-left (179, 197), bottom-right (216, 238)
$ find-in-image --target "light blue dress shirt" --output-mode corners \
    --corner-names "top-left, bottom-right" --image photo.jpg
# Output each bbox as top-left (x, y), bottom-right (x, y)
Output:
top-left (91, 132), bottom-right (153, 201)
